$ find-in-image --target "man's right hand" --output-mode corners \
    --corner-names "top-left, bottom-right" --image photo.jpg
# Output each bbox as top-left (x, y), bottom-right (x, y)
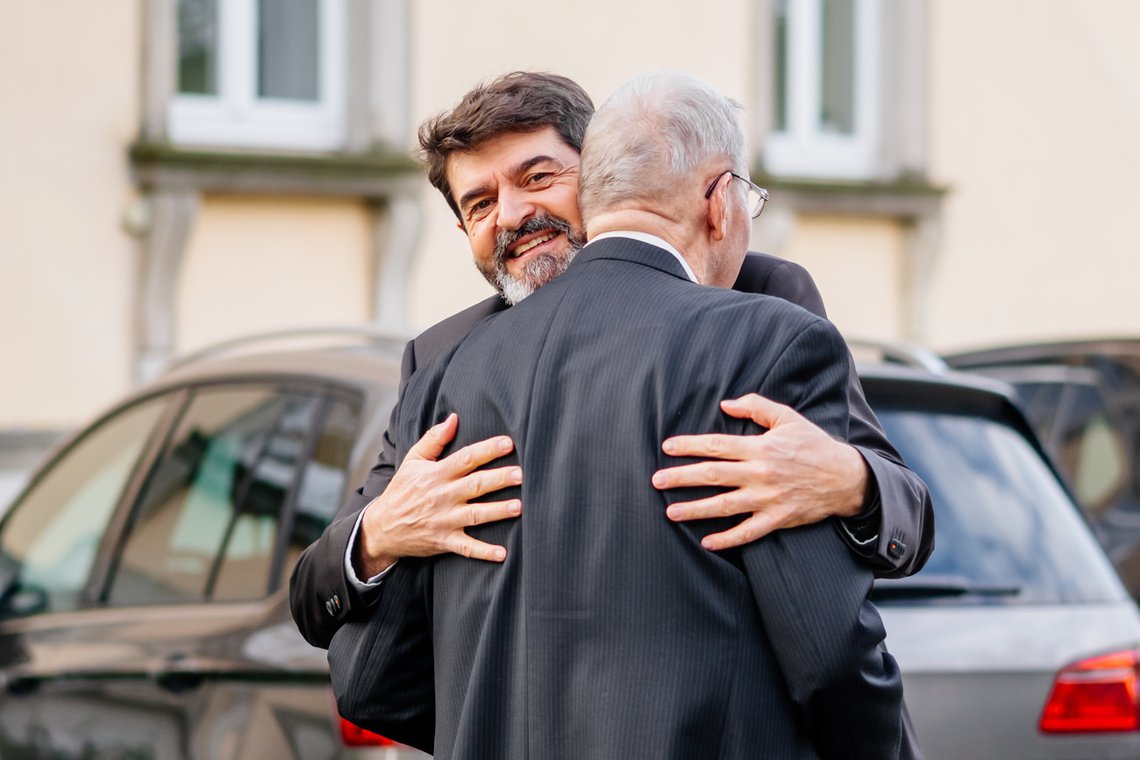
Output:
top-left (354, 413), bottom-right (522, 580)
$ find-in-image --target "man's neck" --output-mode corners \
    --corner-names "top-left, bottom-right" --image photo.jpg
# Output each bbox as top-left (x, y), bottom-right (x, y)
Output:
top-left (587, 210), bottom-right (708, 284)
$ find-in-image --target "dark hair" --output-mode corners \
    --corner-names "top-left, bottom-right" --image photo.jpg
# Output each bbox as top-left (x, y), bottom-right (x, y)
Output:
top-left (417, 72), bottom-right (595, 221)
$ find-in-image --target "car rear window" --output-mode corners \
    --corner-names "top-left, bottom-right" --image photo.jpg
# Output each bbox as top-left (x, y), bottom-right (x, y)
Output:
top-left (871, 399), bottom-right (1126, 606)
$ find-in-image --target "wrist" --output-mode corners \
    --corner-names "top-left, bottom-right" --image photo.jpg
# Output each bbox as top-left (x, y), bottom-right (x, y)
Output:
top-left (837, 442), bottom-right (871, 518)
top-left (354, 498), bottom-right (399, 579)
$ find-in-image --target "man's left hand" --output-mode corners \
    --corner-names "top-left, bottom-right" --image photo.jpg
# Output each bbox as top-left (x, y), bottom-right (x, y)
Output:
top-left (652, 394), bottom-right (868, 551)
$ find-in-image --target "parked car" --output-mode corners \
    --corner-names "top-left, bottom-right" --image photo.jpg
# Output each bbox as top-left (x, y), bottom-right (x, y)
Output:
top-left (944, 339), bottom-right (1140, 601)
top-left (856, 347), bottom-right (1140, 759)
top-left (0, 330), bottom-right (426, 759)
top-left (1, 332), bottom-right (1138, 759)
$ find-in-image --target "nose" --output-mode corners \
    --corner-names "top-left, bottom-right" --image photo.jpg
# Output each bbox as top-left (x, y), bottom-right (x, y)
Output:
top-left (496, 184), bottom-right (535, 232)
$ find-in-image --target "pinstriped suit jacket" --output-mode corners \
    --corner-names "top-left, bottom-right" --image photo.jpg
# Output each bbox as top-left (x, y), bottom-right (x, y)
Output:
top-left (330, 237), bottom-right (909, 759)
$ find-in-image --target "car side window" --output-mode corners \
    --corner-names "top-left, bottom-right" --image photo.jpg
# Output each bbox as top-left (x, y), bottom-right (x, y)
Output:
top-left (285, 394), bottom-right (358, 572)
top-left (105, 385), bottom-right (323, 606)
top-left (0, 397), bottom-right (170, 617)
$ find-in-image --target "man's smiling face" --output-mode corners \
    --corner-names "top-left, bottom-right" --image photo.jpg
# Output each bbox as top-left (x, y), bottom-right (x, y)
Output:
top-left (446, 126), bottom-right (586, 303)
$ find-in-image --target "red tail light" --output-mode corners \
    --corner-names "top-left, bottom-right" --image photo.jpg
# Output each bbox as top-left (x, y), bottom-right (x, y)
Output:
top-left (339, 716), bottom-right (400, 747)
top-left (1040, 648), bottom-right (1140, 733)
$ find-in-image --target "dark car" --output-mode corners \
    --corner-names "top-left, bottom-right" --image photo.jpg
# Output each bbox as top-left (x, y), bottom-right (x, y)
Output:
top-left (945, 339), bottom-right (1140, 599)
top-left (856, 349), bottom-right (1140, 759)
top-left (1, 332), bottom-right (1138, 759)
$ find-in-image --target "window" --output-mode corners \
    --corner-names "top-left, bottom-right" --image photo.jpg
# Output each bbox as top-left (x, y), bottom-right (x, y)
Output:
top-left (0, 397), bottom-right (170, 616)
top-left (169, 0), bottom-right (347, 151)
top-left (106, 386), bottom-right (325, 606)
top-left (766, 0), bottom-right (882, 179)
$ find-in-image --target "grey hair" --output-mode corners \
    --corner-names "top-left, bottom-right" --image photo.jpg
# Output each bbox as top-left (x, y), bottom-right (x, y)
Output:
top-left (579, 71), bottom-right (749, 222)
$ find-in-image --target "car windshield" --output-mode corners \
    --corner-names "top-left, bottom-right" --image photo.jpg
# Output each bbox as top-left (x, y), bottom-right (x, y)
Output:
top-left (872, 402), bottom-right (1126, 606)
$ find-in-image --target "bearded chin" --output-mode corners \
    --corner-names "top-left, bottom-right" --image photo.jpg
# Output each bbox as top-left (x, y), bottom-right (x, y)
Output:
top-left (494, 250), bottom-right (575, 305)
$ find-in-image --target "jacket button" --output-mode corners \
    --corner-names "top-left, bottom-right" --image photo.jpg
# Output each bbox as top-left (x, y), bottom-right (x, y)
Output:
top-left (325, 594), bottom-right (342, 617)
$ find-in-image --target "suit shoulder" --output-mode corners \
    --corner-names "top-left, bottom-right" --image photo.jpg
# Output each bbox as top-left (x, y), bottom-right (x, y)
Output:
top-left (735, 252), bottom-right (827, 318)
top-left (410, 295), bottom-right (507, 368)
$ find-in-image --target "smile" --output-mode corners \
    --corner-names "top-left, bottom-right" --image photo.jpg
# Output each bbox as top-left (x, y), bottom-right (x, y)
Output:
top-left (510, 231), bottom-right (559, 258)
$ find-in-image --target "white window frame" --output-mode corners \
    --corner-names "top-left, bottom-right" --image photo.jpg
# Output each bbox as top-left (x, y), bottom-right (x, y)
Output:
top-left (765, 0), bottom-right (882, 179)
top-left (168, 0), bottom-right (347, 151)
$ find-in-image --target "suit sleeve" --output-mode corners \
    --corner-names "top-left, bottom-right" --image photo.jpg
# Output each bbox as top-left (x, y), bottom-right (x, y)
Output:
top-left (289, 340), bottom-right (417, 649)
top-left (328, 558), bottom-right (436, 753)
top-left (737, 253), bottom-right (934, 578)
top-left (741, 321), bottom-right (905, 759)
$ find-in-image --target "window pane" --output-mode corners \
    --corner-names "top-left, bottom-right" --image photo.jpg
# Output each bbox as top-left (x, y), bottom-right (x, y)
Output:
top-left (258, 0), bottom-right (320, 101)
top-left (177, 0), bottom-right (219, 95)
top-left (0, 398), bottom-right (169, 616)
top-left (108, 387), bottom-right (322, 606)
top-left (820, 0), bottom-right (856, 134)
top-left (772, 0), bottom-right (789, 133)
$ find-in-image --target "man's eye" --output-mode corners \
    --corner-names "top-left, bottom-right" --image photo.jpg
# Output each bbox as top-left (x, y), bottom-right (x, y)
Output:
top-left (466, 199), bottom-right (494, 221)
top-left (525, 172), bottom-right (552, 186)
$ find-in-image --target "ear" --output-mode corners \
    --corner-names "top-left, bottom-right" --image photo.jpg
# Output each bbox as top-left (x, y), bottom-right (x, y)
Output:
top-left (706, 175), bottom-right (729, 243)
top-left (455, 220), bottom-right (466, 234)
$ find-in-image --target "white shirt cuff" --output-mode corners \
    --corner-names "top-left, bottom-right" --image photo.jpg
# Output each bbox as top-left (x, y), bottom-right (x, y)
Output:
top-left (839, 520), bottom-right (878, 547)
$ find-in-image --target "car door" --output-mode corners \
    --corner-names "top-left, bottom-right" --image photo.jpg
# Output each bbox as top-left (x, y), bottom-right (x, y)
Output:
top-left (0, 380), bottom-right (362, 759)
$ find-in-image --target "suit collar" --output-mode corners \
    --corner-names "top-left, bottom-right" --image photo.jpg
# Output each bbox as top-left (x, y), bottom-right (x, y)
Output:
top-left (572, 235), bottom-right (696, 283)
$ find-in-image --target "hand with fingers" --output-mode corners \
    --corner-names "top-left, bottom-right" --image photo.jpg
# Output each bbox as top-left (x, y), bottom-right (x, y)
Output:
top-left (653, 393), bottom-right (869, 551)
top-left (354, 413), bottom-right (522, 580)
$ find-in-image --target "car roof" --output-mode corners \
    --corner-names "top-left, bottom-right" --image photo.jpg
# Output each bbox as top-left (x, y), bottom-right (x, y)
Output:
top-left (136, 329), bottom-right (409, 401)
top-left (945, 337), bottom-right (1140, 368)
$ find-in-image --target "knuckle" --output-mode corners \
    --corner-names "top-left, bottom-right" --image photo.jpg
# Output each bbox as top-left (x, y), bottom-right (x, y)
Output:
top-left (706, 464), bottom-right (724, 486)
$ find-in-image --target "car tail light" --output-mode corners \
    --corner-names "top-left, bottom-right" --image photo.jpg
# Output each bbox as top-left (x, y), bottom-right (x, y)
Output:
top-left (339, 716), bottom-right (400, 747)
top-left (1040, 648), bottom-right (1140, 733)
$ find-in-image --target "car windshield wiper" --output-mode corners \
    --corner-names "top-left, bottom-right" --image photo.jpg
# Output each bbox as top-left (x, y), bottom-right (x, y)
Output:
top-left (871, 575), bottom-right (1022, 600)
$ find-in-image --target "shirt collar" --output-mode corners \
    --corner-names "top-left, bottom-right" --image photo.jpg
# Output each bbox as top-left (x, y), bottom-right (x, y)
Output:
top-left (589, 231), bottom-right (699, 284)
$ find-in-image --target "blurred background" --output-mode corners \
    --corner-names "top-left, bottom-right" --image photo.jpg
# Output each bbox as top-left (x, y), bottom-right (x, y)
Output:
top-left (1, 0), bottom-right (1138, 500)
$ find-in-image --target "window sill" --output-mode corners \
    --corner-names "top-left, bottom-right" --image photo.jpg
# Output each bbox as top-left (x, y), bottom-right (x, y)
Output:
top-left (129, 142), bottom-right (422, 199)
top-left (753, 172), bottom-right (948, 218)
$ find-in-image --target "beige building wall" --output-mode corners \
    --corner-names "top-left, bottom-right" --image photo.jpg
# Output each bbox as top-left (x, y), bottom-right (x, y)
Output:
top-left (175, 196), bottom-right (373, 354)
top-left (6, 0), bottom-right (1140, 434)
top-left (779, 216), bottom-right (905, 342)
top-left (0, 4), bottom-right (141, 428)
top-left (926, 0), bottom-right (1140, 351)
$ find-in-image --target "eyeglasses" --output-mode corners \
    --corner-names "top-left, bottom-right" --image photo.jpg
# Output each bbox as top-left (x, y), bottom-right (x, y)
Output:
top-left (704, 171), bottom-right (769, 219)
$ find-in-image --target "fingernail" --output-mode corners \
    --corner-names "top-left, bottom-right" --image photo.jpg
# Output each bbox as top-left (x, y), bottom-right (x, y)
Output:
top-left (508, 500), bottom-right (522, 515)
top-left (701, 538), bottom-right (716, 550)
top-left (662, 440), bottom-right (676, 454)
top-left (494, 547), bottom-right (507, 561)
top-left (498, 437), bottom-right (513, 452)
top-left (665, 506), bottom-right (679, 521)
top-left (512, 467), bottom-right (523, 481)
top-left (651, 473), bottom-right (667, 488)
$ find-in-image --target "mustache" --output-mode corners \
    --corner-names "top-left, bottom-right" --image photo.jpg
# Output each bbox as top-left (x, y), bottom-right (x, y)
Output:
top-left (492, 214), bottom-right (579, 268)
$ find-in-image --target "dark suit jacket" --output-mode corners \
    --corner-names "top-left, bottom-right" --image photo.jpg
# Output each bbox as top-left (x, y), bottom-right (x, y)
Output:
top-left (289, 251), bottom-right (934, 649)
top-left (329, 238), bottom-right (909, 759)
